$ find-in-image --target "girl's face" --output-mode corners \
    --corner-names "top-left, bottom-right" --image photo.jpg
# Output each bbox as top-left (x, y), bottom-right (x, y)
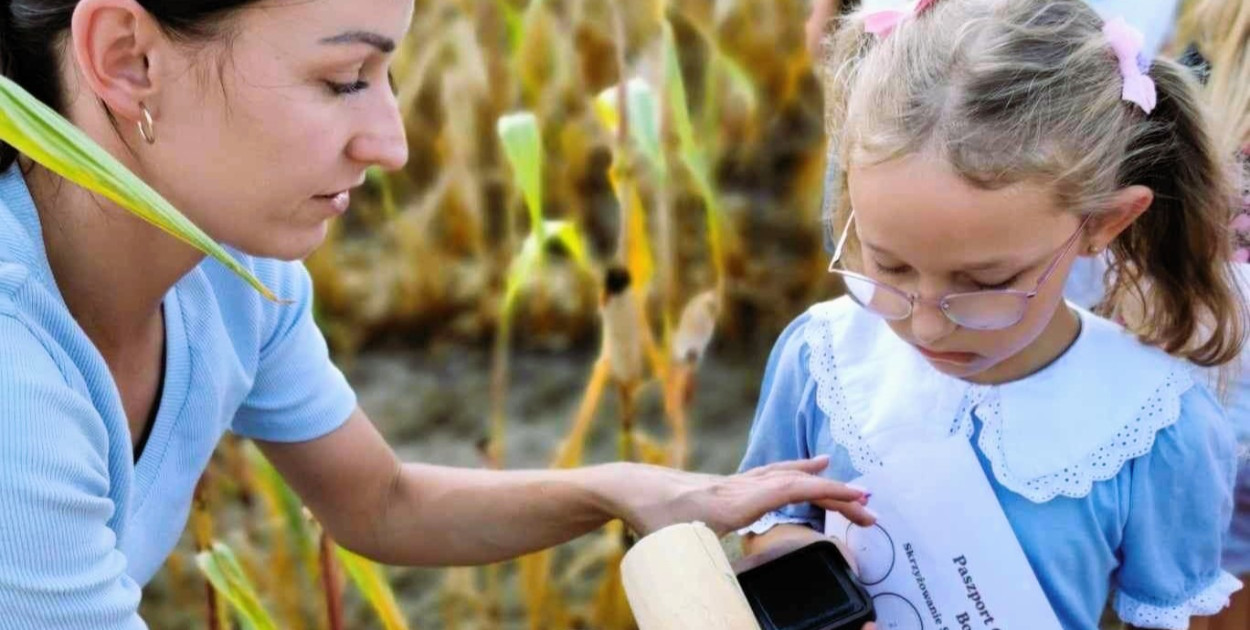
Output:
top-left (74, 0), bottom-right (414, 261)
top-left (846, 152), bottom-right (1090, 384)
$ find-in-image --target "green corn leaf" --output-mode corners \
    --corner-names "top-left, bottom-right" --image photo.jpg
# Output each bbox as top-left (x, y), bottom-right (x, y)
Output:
top-left (502, 219), bottom-right (587, 315)
top-left (336, 546), bottom-right (411, 630)
top-left (625, 79), bottom-right (665, 175)
top-left (546, 220), bottom-right (589, 270)
top-left (503, 230), bottom-right (544, 316)
top-left (496, 111), bottom-right (546, 242)
top-left (196, 542), bottom-right (280, 630)
top-left (245, 443), bottom-right (317, 572)
top-left (594, 79), bottom-right (665, 175)
top-left (717, 53), bottom-right (759, 117)
top-left (495, 0), bottom-right (524, 52)
top-left (0, 75), bottom-right (278, 301)
top-left (662, 22), bottom-right (697, 157)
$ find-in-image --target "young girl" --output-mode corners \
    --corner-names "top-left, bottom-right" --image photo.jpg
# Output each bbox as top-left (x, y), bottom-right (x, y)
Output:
top-left (740, 1), bottom-right (1246, 628)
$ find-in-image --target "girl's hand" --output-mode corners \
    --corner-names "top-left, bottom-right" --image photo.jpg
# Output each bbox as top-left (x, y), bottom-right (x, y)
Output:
top-left (607, 456), bottom-right (875, 537)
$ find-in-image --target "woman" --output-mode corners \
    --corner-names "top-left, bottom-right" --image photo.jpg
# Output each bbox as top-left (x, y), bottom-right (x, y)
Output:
top-left (0, 1), bottom-right (875, 627)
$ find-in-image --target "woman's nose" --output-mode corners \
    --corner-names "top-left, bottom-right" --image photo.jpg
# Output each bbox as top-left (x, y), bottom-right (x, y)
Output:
top-left (346, 91), bottom-right (409, 171)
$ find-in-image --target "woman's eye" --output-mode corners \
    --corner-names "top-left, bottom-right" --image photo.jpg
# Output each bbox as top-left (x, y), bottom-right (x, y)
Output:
top-left (326, 79), bottom-right (370, 96)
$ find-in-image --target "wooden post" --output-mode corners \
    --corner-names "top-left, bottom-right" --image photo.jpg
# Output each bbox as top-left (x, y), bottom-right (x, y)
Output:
top-left (620, 523), bottom-right (761, 630)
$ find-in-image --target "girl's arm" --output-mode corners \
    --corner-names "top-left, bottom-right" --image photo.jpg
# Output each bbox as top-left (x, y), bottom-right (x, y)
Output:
top-left (258, 407), bottom-right (875, 566)
top-left (738, 523), bottom-right (860, 577)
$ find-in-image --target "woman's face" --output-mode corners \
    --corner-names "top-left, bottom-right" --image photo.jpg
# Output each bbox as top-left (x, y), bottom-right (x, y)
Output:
top-left (846, 152), bottom-right (1087, 383)
top-left (102, 0), bottom-right (414, 260)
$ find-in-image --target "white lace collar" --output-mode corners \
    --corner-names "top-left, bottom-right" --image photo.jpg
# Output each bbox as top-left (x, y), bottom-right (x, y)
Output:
top-left (804, 298), bottom-right (1194, 503)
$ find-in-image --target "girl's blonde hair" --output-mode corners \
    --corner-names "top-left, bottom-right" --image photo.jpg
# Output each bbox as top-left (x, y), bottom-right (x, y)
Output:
top-left (820, 0), bottom-right (1247, 368)
top-left (1175, 0), bottom-right (1250, 155)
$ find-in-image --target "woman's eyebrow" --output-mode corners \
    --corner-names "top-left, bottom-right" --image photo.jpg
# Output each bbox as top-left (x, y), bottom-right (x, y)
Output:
top-left (319, 30), bottom-right (396, 53)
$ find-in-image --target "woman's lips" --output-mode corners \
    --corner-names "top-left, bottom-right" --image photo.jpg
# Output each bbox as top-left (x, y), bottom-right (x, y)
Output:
top-left (913, 345), bottom-right (980, 365)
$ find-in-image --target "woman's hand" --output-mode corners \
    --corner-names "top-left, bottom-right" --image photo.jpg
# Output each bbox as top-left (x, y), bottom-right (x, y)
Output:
top-left (605, 455), bottom-right (875, 537)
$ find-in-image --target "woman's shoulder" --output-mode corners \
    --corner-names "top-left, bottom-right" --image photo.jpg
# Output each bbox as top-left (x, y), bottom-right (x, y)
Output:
top-left (191, 251), bottom-right (319, 343)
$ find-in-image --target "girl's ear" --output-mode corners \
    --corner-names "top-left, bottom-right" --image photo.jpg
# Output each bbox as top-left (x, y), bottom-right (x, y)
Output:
top-left (1083, 185), bottom-right (1154, 255)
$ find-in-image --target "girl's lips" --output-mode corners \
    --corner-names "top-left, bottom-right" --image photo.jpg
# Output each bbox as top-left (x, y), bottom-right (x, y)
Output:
top-left (913, 345), bottom-right (980, 364)
top-left (314, 190), bottom-right (351, 215)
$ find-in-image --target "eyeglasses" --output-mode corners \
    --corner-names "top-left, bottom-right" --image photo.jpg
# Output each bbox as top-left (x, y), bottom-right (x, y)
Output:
top-left (828, 212), bottom-right (1091, 331)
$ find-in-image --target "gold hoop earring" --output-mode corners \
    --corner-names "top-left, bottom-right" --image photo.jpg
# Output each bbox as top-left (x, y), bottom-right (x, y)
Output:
top-left (137, 103), bottom-right (156, 145)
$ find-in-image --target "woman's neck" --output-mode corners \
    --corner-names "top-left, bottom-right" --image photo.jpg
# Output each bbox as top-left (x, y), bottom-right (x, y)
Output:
top-left (24, 162), bottom-right (204, 352)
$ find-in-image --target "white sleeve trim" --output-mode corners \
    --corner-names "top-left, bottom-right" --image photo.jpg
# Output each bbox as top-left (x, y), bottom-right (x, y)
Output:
top-left (1114, 571), bottom-right (1244, 629)
top-left (736, 511), bottom-right (820, 537)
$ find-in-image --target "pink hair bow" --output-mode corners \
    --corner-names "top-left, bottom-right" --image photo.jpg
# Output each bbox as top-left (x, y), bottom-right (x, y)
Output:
top-left (1102, 17), bottom-right (1157, 115)
top-left (864, 0), bottom-right (941, 38)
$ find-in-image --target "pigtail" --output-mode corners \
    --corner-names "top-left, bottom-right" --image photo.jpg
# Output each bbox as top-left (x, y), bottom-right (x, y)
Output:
top-left (1103, 57), bottom-right (1248, 368)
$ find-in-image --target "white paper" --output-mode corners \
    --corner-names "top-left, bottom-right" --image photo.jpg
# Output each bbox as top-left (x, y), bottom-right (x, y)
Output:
top-left (825, 437), bottom-right (1061, 630)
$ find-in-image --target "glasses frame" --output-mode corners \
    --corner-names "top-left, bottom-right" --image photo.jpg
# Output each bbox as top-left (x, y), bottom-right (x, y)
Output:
top-left (827, 211), bottom-right (1092, 331)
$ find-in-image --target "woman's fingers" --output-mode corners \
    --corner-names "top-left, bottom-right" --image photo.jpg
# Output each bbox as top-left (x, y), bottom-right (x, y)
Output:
top-left (708, 471), bottom-right (871, 535)
top-left (812, 498), bottom-right (877, 527)
top-left (749, 454), bottom-right (831, 476)
top-left (761, 469), bottom-right (868, 506)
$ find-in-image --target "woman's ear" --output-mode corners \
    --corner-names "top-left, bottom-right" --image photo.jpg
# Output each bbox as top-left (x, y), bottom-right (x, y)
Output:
top-left (1083, 185), bottom-right (1154, 255)
top-left (69, 0), bottom-right (166, 124)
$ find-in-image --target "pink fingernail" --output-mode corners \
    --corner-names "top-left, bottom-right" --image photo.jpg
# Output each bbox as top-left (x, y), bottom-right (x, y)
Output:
top-left (846, 483), bottom-right (869, 494)
top-left (864, 507), bottom-right (880, 521)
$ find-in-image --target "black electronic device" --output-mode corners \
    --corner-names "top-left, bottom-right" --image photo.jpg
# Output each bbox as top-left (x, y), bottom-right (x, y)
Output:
top-left (736, 540), bottom-right (876, 630)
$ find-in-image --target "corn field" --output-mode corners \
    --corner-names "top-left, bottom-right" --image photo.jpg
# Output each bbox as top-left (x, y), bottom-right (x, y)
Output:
top-left (137, 0), bottom-right (841, 628)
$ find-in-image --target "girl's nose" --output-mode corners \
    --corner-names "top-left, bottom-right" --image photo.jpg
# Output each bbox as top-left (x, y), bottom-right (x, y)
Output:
top-left (910, 299), bottom-right (957, 347)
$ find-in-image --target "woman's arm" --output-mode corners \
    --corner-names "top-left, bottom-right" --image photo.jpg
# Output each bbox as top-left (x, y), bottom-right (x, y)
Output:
top-left (258, 407), bottom-right (874, 566)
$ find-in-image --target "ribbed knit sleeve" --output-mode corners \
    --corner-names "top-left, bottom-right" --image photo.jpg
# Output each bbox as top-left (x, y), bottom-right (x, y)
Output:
top-left (0, 313), bottom-right (146, 629)
top-left (230, 260), bottom-right (356, 442)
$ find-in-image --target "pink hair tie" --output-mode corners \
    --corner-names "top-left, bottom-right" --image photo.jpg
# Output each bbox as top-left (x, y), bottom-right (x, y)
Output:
top-left (864, 0), bottom-right (943, 38)
top-left (1102, 17), bottom-right (1157, 115)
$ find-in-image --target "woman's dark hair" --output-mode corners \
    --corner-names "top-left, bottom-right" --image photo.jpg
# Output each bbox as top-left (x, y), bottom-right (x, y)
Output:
top-left (0, 1), bottom-right (263, 171)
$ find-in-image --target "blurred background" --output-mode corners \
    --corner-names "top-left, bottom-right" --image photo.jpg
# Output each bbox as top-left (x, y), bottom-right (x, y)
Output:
top-left (131, 0), bottom-right (1249, 627)
top-left (140, 0), bottom-right (842, 628)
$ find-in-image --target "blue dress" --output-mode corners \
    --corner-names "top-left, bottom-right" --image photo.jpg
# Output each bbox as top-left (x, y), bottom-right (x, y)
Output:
top-left (738, 297), bottom-right (1241, 629)
top-left (0, 164), bottom-right (357, 629)
top-left (1065, 257), bottom-right (1250, 577)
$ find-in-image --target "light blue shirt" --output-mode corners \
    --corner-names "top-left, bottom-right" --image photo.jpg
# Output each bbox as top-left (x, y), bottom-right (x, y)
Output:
top-left (0, 165), bottom-right (357, 628)
top-left (739, 298), bottom-right (1241, 629)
